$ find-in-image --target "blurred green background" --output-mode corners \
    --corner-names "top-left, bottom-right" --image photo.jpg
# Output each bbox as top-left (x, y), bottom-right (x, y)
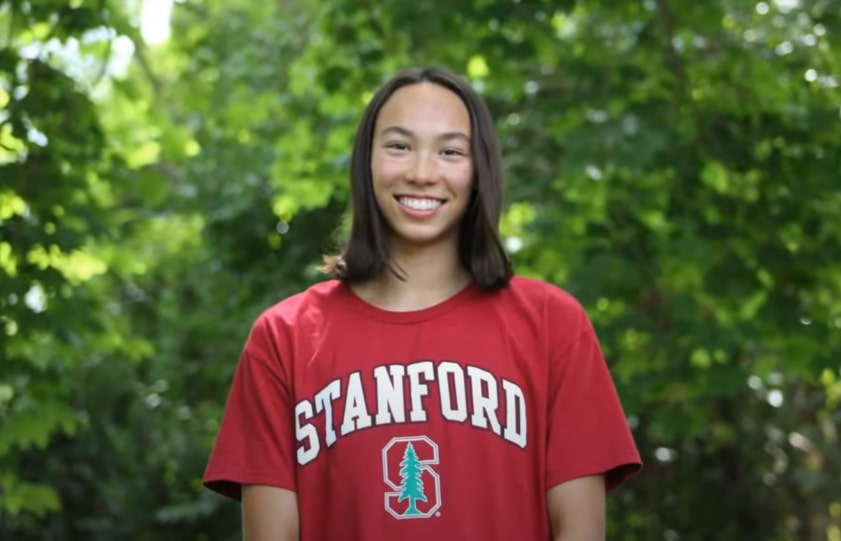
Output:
top-left (1, 0), bottom-right (840, 539)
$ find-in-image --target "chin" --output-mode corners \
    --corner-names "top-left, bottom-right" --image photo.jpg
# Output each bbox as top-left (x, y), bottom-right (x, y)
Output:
top-left (389, 227), bottom-right (458, 249)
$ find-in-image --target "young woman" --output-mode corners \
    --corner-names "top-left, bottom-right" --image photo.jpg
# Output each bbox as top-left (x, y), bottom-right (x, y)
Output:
top-left (203, 66), bottom-right (641, 541)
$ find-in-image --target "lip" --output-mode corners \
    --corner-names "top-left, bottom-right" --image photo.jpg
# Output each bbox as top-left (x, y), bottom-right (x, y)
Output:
top-left (394, 194), bottom-right (447, 202)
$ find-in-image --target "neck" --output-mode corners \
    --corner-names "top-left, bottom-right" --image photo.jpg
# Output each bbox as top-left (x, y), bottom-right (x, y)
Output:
top-left (353, 238), bottom-right (472, 312)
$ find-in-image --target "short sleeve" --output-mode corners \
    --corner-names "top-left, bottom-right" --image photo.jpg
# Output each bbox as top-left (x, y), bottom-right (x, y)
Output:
top-left (545, 300), bottom-right (642, 491)
top-left (203, 316), bottom-right (297, 500)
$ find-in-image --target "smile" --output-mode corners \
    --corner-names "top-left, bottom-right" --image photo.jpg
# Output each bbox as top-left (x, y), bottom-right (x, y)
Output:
top-left (396, 196), bottom-right (444, 211)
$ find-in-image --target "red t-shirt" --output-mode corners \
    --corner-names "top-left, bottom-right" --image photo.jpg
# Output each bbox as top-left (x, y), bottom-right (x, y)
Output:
top-left (203, 276), bottom-right (641, 540)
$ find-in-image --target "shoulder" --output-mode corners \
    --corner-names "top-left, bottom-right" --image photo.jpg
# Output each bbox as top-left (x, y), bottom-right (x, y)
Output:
top-left (262, 279), bottom-right (344, 318)
top-left (504, 275), bottom-right (580, 302)
top-left (248, 280), bottom-right (347, 340)
top-left (502, 276), bottom-right (587, 315)
top-left (491, 276), bottom-right (594, 339)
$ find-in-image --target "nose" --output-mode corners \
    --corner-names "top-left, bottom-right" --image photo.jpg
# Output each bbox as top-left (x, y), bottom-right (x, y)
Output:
top-left (406, 152), bottom-right (437, 184)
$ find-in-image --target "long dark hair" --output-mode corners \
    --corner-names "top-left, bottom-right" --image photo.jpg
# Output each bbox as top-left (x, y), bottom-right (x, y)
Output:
top-left (323, 66), bottom-right (512, 291)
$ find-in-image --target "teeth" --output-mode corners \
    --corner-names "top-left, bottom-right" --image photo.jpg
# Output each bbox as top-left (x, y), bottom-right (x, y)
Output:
top-left (398, 197), bottom-right (442, 211)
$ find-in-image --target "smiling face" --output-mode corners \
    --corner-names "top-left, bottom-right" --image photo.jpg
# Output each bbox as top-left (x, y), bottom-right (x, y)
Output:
top-left (370, 82), bottom-right (475, 251)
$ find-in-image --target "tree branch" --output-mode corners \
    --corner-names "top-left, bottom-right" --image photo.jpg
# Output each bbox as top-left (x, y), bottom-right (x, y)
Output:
top-left (132, 39), bottom-right (163, 97)
top-left (5, 0), bottom-right (17, 48)
top-left (653, 0), bottom-right (690, 99)
top-left (92, 32), bottom-right (114, 88)
top-left (92, 0), bottom-right (113, 87)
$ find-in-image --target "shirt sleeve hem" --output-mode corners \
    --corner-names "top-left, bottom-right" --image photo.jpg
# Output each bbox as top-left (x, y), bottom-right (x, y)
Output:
top-left (203, 470), bottom-right (297, 501)
top-left (546, 456), bottom-right (643, 493)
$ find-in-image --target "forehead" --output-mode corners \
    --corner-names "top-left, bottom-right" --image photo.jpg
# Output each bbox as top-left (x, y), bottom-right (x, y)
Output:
top-left (374, 82), bottom-right (471, 135)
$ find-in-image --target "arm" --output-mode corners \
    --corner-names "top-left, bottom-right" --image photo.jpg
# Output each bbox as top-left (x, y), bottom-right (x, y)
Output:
top-left (242, 485), bottom-right (299, 541)
top-left (547, 475), bottom-right (606, 541)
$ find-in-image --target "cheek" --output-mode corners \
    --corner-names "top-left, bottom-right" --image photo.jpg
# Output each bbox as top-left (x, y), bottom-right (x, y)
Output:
top-left (371, 161), bottom-right (400, 211)
top-left (371, 156), bottom-right (403, 189)
top-left (452, 163), bottom-right (475, 195)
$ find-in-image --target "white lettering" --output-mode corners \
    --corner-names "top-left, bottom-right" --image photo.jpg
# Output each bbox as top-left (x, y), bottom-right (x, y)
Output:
top-left (295, 399), bottom-right (319, 465)
top-left (407, 361), bottom-right (435, 422)
top-left (340, 372), bottom-right (373, 436)
top-left (373, 365), bottom-right (406, 424)
top-left (314, 379), bottom-right (341, 447)
top-left (299, 361), bottom-right (527, 464)
top-left (438, 361), bottom-right (468, 422)
top-left (467, 366), bottom-right (502, 435)
top-left (502, 379), bottom-right (527, 448)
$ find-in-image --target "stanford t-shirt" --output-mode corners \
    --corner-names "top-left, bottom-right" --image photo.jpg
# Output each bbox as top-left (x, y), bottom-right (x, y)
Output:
top-left (204, 277), bottom-right (641, 540)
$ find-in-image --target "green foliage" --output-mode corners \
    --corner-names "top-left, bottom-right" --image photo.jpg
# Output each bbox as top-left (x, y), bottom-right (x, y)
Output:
top-left (1, 0), bottom-right (840, 539)
top-left (0, 0), bottom-right (120, 525)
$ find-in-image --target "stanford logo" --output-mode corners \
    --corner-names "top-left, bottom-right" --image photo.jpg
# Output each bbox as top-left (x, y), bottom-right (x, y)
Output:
top-left (381, 436), bottom-right (442, 519)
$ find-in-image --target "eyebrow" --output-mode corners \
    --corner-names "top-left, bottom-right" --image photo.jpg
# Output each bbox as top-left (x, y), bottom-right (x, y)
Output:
top-left (380, 125), bottom-right (471, 143)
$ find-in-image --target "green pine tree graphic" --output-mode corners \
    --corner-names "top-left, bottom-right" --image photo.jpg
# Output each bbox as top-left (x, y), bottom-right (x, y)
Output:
top-left (397, 442), bottom-right (427, 516)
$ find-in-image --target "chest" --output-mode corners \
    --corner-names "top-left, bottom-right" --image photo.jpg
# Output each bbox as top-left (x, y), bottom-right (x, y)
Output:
top-left (285, 308), bottom-right (550, 458)
top-left (284, 308), bottom-right (553, 533)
